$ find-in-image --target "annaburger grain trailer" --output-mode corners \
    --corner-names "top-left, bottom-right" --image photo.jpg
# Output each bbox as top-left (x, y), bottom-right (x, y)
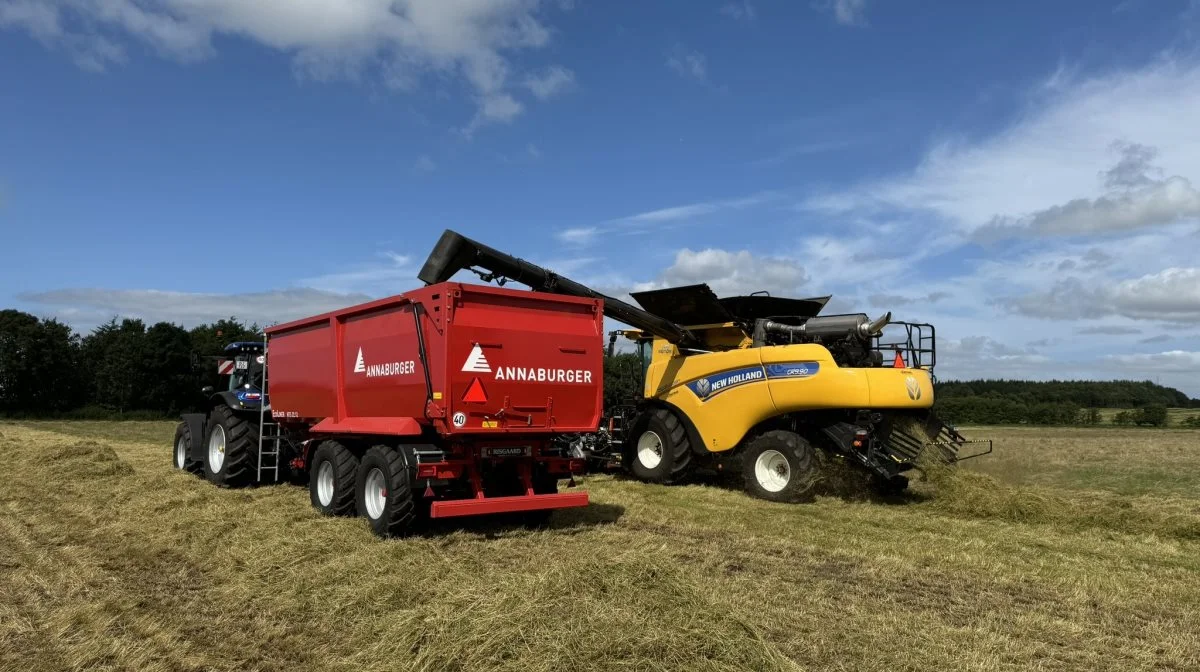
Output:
top-left (173, 281), bottom-right (598, 537)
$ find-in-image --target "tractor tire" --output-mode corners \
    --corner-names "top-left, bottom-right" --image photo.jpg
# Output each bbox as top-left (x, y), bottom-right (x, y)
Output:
top-left (202, 404), bottom-right (258, 488)
top-left (355, 445), bottom-right (417, 539)
top-left (626, 408), bottom-right (693, 485)
top-left (172, 421), bottom-right (202, 475)
top-left (521, 470), bottom-right (561, 529)
top-left (741, 430), bottom-right (820, 503)
top-left (309, 440), bottom-right (359, 516)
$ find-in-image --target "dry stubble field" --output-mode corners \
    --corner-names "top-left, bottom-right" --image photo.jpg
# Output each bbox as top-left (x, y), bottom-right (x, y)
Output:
top-left (1, 420), bottom-right (1198, 672)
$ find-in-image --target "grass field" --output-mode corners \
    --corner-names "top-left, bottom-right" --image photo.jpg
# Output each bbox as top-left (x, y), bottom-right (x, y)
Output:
top-left (2, 421), bottom-right (1198, 671)
top-left (1094, 408), bottom-right (1199, 427)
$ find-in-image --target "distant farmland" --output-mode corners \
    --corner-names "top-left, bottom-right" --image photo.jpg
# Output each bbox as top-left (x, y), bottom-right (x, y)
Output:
top-left (2, 420), bottom-right (1198, 671)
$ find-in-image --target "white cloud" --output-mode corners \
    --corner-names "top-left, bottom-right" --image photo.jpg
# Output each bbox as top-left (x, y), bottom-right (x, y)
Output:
top-left (523, 65), bottom-right (574, 100)
top-left (300, 251), bottom-right (418, 296)
top-left (1104, 350), bottom-right (1200, 372)
top-left (800, 60), bottom-right (1200, 236)
top-left (1077, 325), bottom-right (1143, 335)
top-left (413, 154), bottom-right (436, 173)
top-left (720, 1), bottom-right (756, 21)
top-left (649, 248), bottom-right (807, 297)
top-left (19, 287), bottom-right (371, 331)
top-left (813, 0), bottom-right (867, 26)
top-left (1003, 267), bottom-right (1200, 323)
top-left (666, 44), bottom-right (706, 81)
top-left (0, 0), bottom-right (573, 129)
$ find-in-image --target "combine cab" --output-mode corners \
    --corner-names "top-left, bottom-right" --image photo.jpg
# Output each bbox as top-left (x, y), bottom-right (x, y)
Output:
top-left (417, 229), bottom-right (991, 502)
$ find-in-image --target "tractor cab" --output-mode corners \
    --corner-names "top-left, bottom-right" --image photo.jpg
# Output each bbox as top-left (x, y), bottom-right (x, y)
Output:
top-left (202, 341), bottom-right (267, 410)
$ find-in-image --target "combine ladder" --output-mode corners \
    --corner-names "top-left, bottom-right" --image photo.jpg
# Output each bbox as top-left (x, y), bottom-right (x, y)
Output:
top-left (256, 344), bottom-right (281, 483)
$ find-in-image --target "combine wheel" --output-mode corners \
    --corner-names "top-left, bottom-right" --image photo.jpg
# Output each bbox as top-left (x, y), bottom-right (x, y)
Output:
top-left (626, 408), bottom-right (693, 484)
top-left (355, 445), bottom-right (417, 539)
top-left (741, 430), bottom-right (820, 503)
top-left (309, 440), bottom-right (359, 516)
top-left (172, 422), bottom-right (202, 475)
top-left (202, 405), bottom-right (257, 488)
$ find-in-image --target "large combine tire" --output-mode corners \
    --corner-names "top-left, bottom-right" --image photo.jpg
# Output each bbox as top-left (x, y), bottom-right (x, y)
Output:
top-left (309, 440), bottom-right (359, 516)
top-left (355, 445), bottom-right (417, 539)
top-left (202, 405), bottom-right (257, 488)
top-left (626, 408), bottom-right (693, 485)
top-left (172, 422), bottom-right (202, 475)
top-left (741, 430), bottom-right (820, 503)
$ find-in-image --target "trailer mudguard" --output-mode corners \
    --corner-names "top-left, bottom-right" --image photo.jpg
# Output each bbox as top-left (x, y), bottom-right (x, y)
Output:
top-left (309, 417), bottom-right (424, 436)
top-left (181, 413), bottom-right (208, 463)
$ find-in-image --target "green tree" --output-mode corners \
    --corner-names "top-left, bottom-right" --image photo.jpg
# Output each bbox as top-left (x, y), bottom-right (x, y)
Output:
top-left (0, 310), bottom-right (85, 414)
top-left (603, 353), bottom-right (643, 410)
top-left (1136, 404), bottom-right (1168, 427)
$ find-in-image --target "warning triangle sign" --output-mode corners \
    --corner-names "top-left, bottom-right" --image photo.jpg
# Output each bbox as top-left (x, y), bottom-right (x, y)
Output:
top-left (462, 377), bottom-right (488, 403)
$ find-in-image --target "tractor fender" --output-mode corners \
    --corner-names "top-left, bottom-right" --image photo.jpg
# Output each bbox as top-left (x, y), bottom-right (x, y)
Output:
top-left (628, 399), bottom-right (711, 458)
top-left (181, 412), bottom-right (208, 463)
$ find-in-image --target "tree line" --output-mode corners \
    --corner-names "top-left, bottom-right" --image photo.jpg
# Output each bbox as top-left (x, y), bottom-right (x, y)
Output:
top-left (0, 310), bottom-right (260, 418)
top-left (2, 309), bottom-right (1198, 427)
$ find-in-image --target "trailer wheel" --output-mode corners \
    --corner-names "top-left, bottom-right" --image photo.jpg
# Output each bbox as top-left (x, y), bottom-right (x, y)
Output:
top-left (626, 408), bottom-right (693, 484)
top-left (202, 405), bottom-right (257, 488)
top-left (355, 445), bottom-right (417, 539)
top-left (309, 440), bottom-right (359, 516)
top-left (741, 430), bottom-right (820, 503)
top-left (172, 422), bottom-right (202, 475)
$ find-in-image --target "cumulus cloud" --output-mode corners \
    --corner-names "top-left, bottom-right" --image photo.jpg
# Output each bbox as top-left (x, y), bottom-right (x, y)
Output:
top-left (556, 227), bottom-right (597, 245)
top-left (867, 292), bottom-right (950, 308)
top-left (20, 287), bottom-right (372, 331)
top-left (1002, 267), bottom-right (1200, 323)
top-left (975, 157), bottom-right (1200, 241)
top-left (0, 0), bottom-right (572, 129)
top-left (652, 248), bottom-right (807, 297)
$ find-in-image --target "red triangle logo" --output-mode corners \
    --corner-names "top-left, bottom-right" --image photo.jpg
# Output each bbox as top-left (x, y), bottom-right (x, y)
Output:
top-left (462, 377), bottom-right (488, 403)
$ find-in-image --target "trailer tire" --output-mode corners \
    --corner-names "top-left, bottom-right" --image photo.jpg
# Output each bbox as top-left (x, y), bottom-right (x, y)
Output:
top-left (173, 422), bottom-right (202, 475)
top-left (309, 440), bottom-right (359, 516)
top-left (356, 445), bottom-right (417, 539)
top-left (741, 430), bottom-right (820, 503)
top-left (626, 408), bottom-right (693, 485)
top-left (202, 405), bottom-right (257, 488)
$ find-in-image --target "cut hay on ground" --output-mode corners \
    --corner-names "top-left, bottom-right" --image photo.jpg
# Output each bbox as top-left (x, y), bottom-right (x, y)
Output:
top-left (1, 421), bottom-right (1198, 671)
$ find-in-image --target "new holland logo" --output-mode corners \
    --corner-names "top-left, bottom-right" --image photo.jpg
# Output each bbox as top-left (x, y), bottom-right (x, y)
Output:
top-left (462, 344), bottom-right (492, 373)
top-left (905, 375), bottom-right (922, 400)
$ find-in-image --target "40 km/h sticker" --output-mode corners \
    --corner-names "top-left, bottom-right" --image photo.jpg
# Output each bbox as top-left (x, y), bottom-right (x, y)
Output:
top-left (452, 412), bottom-right (467, 428)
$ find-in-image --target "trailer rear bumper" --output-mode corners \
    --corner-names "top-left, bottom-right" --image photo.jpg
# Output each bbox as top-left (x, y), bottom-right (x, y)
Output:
top-left (430, 492), bottom-right (589, 518)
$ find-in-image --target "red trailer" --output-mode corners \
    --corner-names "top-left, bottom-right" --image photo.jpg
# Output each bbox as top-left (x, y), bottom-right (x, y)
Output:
top-left (251, 281), bottom-right (600, 537)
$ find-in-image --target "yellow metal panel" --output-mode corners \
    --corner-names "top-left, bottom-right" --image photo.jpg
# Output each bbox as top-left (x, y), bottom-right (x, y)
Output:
top-left (645, 343), bottom-right (936, 454)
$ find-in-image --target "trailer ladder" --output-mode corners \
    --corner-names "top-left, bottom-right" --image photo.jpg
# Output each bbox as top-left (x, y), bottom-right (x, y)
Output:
top-left (257, 344), bottom-right (281, 483)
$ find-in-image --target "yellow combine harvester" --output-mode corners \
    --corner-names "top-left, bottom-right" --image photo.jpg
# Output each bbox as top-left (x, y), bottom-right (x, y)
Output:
top-left (418, 230), bottom-right (990, 502)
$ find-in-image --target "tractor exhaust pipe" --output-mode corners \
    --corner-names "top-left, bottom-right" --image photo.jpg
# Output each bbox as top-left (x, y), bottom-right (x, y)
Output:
top-left (757, 311), bottom-right (892, 343)
top-left (418, 229), bottom-right (698, 347)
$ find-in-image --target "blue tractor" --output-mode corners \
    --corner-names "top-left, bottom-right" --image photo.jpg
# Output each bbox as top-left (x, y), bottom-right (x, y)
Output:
top-left (172, 341), bottom-right (272, 487)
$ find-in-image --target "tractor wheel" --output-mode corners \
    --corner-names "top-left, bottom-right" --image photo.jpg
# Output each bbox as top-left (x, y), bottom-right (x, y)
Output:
top-left (520, 470), bottom-right (561, 529)
top-left (741, 430), bottom-right (820, 503)
top-left (309, 440), bottom-right (359, 516)
top-left (202, 405), bottom-right (257, 488)
top-left (355, 445), bottom-right (417, 539)
top-left (625, 408), bottom-right (693, 485)
top-left (172, 422), bottom-right (202, 475)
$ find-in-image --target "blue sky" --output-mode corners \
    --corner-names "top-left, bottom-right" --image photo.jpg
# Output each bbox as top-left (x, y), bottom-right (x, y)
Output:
top-left (3, 0), bottom-right (1200, 395)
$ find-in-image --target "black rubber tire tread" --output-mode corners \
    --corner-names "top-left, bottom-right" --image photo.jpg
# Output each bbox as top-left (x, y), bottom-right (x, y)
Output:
top-left (309, 440), bottom-right (359, 516)
top-left (626, 408), bottom-right (694, 485)
top-left (741, 430), bottom-right (820, 503)
top-left (173, 422), bottom-right (202, 475)
top-left (202, 404), bottom-right (258, 488)
top-left (520, 470), bottom-right (561, 529)
top-left (355, 445), bottom-right (417, 539)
